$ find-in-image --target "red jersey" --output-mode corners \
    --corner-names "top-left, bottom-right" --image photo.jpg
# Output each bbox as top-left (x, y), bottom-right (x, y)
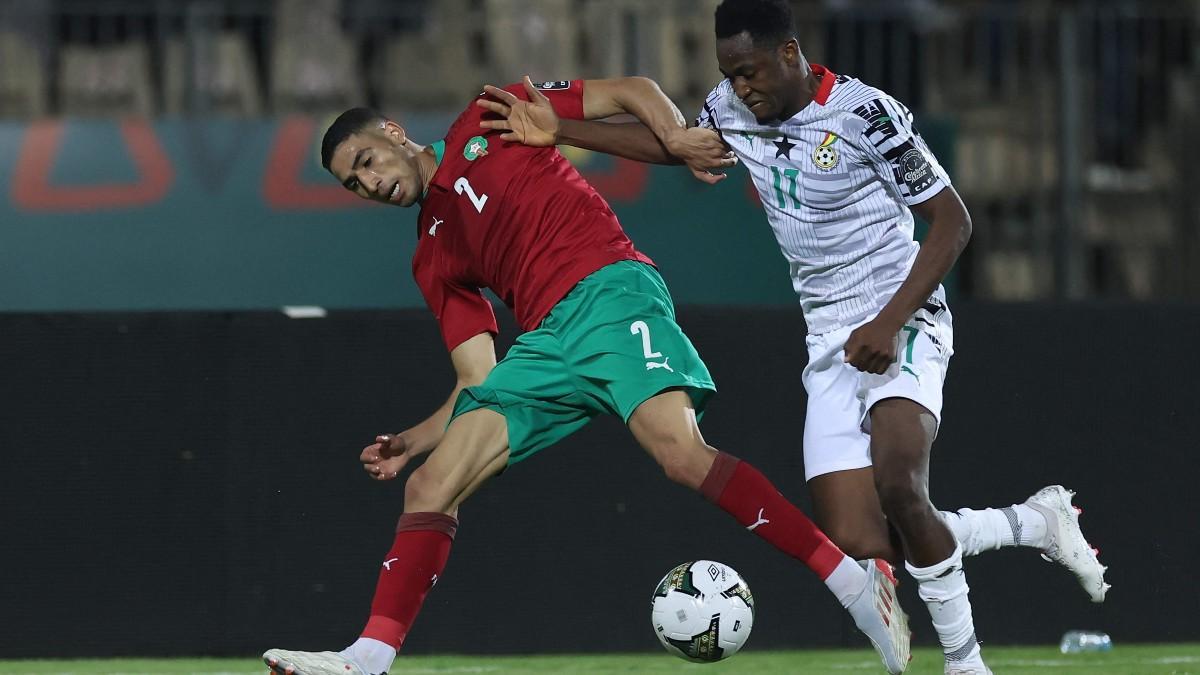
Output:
top-left (413, 80), bottom-right (654, 352)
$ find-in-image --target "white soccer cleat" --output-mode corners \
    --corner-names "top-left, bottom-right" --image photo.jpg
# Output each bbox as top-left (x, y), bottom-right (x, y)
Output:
top-left (846, 559), bottom-right (911, 674)
top-left (1025, 485), bottom-right (1110, 602)
top-left (263, 649), bottom-right (367, 675)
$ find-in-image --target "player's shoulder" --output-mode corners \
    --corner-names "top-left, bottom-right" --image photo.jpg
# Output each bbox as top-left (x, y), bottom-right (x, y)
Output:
top-left (443, 90), bottom-right (537, 163)
top-left (703, 78), bottom-right (736, 104)
top-left (698, 80), bottom-right (749, 127)
top-left (440, 92), bottom-right (487, 144)
top-left (824, 75), bottom-right (914, 137)
top-left (824, 75), bottom-right (895, 119)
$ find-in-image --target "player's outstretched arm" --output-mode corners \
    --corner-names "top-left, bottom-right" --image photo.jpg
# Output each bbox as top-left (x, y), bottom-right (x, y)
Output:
top-left (476, 79), bottom-right (681, 164)
top-left (477, 76), bottom-right (735, 184)
top-left (360, 332), bottom-right (497, 480)
top-left (581, 76), bottom-right (738, 182)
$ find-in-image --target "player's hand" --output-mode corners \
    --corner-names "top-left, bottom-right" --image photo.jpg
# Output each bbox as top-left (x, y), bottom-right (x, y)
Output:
top-left (664, 127), bottom-right (737, 185)
top-left (475, 75), bottom-right (560, 147)
top-left (360, 433), bottom-right (413, 481)
top-left (844, 318), bottom-right (901, 374)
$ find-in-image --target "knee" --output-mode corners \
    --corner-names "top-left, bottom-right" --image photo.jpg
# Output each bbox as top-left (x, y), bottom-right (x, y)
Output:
top-left (874, 473), bottom-right (931, 524)
top-left (824, 522), bottom-right (895, 562)
top-left (405, 466), bottom-right (450, 512)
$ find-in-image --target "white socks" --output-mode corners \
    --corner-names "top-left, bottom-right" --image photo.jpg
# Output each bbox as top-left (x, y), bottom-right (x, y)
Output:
top-left (825, 555), bottom-right (869, 607)
top-left (341, 637), bottom-right (396, 675)
top-left (907, 544), bottom-right (982, 665)
top-left (941, 503), bottom-right (1047, 557)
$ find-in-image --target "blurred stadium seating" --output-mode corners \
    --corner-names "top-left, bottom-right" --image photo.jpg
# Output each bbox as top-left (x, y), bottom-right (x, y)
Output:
top-left (0, 0), bottom-right (1197, 300)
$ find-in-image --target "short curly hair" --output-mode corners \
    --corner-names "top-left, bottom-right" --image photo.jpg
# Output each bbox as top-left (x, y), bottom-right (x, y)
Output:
top-left (714, 0), bottom-right (796, 48)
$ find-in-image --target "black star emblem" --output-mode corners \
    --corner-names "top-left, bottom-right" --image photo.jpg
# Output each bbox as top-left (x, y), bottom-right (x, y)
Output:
top-left (773, 136), bottom-right (796, 159)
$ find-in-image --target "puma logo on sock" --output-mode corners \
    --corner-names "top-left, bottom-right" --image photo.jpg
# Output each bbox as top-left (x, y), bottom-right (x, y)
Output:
top-left (747, 508), bottom-right (770, 531)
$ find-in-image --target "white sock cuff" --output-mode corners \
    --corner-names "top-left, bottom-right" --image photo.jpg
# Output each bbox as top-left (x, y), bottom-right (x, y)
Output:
top-left (905, 543), bottom-right (964, 581)
top-left (825, 556), bottom-right (868, 607)
top-left (342, 637), bottom-right (396, 675)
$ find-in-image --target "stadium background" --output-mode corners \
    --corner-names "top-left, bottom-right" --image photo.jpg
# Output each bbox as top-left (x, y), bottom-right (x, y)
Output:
top-left (1, 0), bottom-right (1197, 663)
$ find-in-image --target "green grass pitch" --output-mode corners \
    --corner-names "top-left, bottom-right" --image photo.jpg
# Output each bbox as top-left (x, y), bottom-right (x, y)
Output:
top-left (2, 645), bottom-right (1199, 675)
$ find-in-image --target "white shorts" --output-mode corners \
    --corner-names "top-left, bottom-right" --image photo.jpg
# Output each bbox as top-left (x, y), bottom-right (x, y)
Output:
top-left (800, 301), bottom-right (954, 481)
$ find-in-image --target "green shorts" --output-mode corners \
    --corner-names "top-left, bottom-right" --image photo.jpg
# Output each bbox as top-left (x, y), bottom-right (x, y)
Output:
top-left (450, 260), bottom-right (716, 465)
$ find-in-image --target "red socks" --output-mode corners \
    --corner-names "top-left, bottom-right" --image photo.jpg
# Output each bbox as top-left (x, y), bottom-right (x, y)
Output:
top-left (361, 512), bottom-right (458, 650)
top-left (360, 456), bottom-right (839, 650)
top-left (700, 452), bottom-right (844, 579)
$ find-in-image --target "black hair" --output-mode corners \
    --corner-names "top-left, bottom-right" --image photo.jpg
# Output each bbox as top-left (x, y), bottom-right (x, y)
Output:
top-left (321, 107), bottom-right (384, 170)
top-left (714, 0), bottom-right (796, 48)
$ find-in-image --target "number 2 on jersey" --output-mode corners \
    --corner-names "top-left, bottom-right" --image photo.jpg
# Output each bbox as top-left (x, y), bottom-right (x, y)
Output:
top-left (630, 320), bottom-right (662, 359)
top-left (454, 177), bottom-right (488, 213)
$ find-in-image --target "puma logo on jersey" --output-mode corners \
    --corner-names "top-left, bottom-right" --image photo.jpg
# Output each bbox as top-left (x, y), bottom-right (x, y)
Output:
top-left (382, 557), bottom-right (399, 570)
top-left (646, 357), bottom-right (673, 372)
top-left (429, 217), bottom-right (443, 236)
top-left (747, 508), bottom-right (770, 531)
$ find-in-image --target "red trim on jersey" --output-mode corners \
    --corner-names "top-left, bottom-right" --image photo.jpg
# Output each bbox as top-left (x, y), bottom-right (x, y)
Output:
top-left (811, 64), bottom-right (837, 106)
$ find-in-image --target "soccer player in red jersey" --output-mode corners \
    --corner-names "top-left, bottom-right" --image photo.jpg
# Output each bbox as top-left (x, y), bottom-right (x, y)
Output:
top-left (263, 77), bottom-right (912, 675)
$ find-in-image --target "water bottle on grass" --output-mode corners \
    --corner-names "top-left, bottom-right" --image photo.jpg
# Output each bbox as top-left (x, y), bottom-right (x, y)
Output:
top-left (1060, 630), bottom-right (1112, 654)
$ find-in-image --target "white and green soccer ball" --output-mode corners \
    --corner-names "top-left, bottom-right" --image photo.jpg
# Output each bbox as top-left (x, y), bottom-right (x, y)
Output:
top-left (650, 560), bottom-right (755, 662)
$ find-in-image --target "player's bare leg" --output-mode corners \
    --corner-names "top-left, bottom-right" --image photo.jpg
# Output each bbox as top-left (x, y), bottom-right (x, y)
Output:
top-left (870, 397), bottom-right (987, 674)
top-left (266, 409), bottom-right (509, 675)
top-left (402, 408), bottom-right (510, 513)
top-left (629, 390), bottom-right (911, 674)
top-left (809, 466), bottom-right (904, 564)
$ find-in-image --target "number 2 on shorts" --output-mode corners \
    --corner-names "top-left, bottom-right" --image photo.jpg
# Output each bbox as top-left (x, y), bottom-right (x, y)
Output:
top-left (630, 320), bottom-right (662, 358)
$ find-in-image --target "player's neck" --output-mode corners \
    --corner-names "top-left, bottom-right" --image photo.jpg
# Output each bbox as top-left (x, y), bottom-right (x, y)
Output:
top-left (414, 143), bottom-right (438, 193)
top-left (779, 70), bottom-right (820, 121)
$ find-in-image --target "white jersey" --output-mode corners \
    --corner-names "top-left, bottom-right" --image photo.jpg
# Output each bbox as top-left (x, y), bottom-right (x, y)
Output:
top-left (696, 65), bottom-right (952, 334)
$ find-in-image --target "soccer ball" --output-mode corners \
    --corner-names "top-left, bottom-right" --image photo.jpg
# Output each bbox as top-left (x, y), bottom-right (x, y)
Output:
top-left (650, 560), bottom-right (755, 662)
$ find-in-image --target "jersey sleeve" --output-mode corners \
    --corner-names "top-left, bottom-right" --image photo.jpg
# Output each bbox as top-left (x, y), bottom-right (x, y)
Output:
top-left (418, 275), bottom-right (499, 352)
top-left (694, 85), bottom-right (724, 132)
top-left (855, 96), bottom-right (951, 206)
top-left (503, 80), bottom-right (585, 120)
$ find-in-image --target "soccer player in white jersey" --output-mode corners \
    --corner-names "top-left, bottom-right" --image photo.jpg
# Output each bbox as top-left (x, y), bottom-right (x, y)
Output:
top-left (480, 0), bottom-right (1109, 672)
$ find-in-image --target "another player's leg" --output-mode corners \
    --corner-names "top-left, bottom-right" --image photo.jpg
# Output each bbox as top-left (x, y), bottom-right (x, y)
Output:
top-left (802, 326), bottom-right (906, 566)
top-left (870, 398), bottom-right (988, 674)
top-left (809, 466), bottom-right (904, 565)
top-left (265, 408), bottom-right (510, 675)
top-left (628, 390), bottom-right (911, 674)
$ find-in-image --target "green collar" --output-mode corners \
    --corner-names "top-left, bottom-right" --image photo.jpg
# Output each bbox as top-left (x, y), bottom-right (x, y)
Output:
top-left (421, 140), bottom-right (446, 202)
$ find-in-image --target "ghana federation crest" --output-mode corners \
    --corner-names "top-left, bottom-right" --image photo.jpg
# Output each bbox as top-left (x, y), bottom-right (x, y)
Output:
top-left (812, 132), bottom-right (840, 171)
